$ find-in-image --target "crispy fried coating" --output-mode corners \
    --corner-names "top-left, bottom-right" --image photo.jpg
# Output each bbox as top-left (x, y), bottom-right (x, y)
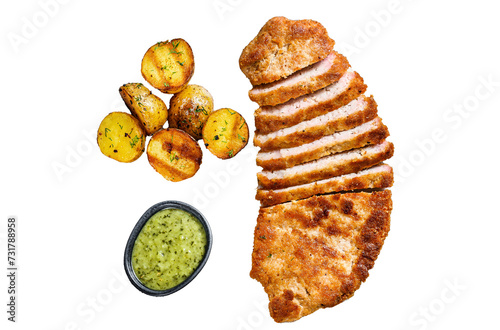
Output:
top-left (239, 17), bottom-right (334, 86)
top-left (251, 190), bottom-right (392, 322)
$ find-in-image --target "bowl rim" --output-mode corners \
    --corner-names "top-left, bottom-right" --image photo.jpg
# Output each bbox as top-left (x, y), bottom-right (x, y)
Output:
top-left (123, 200), bottom-right (213, 296)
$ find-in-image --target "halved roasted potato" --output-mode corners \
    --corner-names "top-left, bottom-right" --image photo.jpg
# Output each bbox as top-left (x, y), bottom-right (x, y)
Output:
top-left (97, 112), bottom-right (146, 163)
top-left (141, 38), bottom-right (195, 94)
top-left (119, 83), bottom-right (168, 135)
top-left (147, 128), bottom-right (202, 182)
top-left (168, 84), bottom-right (214, 140)
top-left (202, 108), bottom-right (249, 159)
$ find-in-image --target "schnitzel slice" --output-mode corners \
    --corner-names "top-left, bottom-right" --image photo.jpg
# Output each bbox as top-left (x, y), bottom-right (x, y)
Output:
top-left (251, 190), bottom-right (392, 322)
top-left (257, 141), bottom-right (394, 190)
top-left (249, 51), bottom-right (350, 106)
top-left (256, 164), bottom-right (393, 207)
top-left (256, 117), bottom-right (389, 170)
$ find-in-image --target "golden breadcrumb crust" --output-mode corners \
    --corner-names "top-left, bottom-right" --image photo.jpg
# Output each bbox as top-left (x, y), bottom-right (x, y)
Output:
top-left (251, 190), bottom-right (392, 322)
top-left (239, 16), bottom-right (334, 86)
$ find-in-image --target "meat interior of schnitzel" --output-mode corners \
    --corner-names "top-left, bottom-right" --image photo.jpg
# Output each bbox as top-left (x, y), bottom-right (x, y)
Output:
top-left (256, 117), bottom-right (389, 170)
top-left (254, 71), bottom-right (367, 134)
top-left (257, 141), bottom-right (394, 190)
top-left (254, 94), bottom-right (378, 151)
top-left (256, 164), bottom-right (394, 207)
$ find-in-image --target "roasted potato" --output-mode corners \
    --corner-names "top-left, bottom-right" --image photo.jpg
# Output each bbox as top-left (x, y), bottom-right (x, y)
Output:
top-left (168, 84), bottom-right (214, 140)
top-left (147, 128), bottom-right (203, 182)
top-left (202, 108), bottom-right (249, 159)
top-left (119, 83), bottom-right (168, 136)
top-left (141, 39), bottom-right (195, 94)
top-left (97, 112), bottom-right (146, 163)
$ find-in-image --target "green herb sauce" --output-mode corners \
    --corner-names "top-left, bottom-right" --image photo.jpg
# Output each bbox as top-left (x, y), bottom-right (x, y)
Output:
top-left (132, 208), bottom-right (207, 290)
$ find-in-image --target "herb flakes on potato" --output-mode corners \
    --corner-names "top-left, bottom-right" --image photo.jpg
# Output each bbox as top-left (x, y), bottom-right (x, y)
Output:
top-left (147, 128), bottom-right (202, 182)
top-left (119, 83), bottom-right (168, 135)
top-left (168, 84), bottom-right (214, 140)
top-left (141, 38), bottom-right (195, 94)
top-left (202, 108), bottom-right (249, 159)
top-left (97, 112), bottom-right (146, 163)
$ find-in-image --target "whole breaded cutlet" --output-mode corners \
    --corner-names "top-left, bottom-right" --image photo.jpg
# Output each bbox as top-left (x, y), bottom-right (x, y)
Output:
top-left (251, 190), bottom-right (392, 322)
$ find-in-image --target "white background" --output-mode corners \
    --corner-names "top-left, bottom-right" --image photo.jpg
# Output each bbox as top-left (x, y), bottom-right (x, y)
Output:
top-left (1, 0), bottom-right (500, 329)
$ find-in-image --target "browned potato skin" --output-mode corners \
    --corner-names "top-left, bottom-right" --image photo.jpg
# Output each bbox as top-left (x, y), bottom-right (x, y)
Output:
top-left (147, 128), bottom-right (203, 182)
top-left (202, 108), bottom-right (249, 159)
top-left (141, 38), bottom-right (195, 94)
top-left (119, 83), bottom-right (168, 135)
top-left (168, 84), bottom-right (214, 140)
top-left (97, 112), bottom-right (146, 163)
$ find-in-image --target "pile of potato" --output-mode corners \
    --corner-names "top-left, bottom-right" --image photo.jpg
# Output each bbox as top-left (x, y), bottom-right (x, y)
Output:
top-left (97, 38), bottom-right (249, 182)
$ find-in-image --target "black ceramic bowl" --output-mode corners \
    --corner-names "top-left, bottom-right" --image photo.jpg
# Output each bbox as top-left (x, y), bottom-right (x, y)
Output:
top-left (124, 200), bottom-right (212, 296)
